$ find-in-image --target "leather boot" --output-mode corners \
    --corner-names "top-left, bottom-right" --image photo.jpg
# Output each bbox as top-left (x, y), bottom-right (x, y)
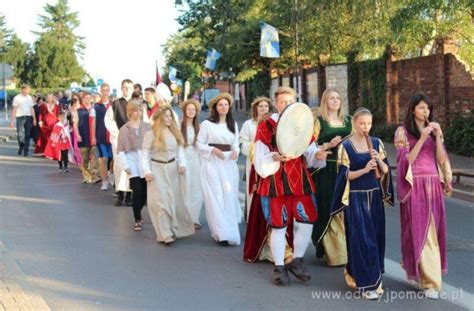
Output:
top-left (273, 265), bottom-right (290, 287)
top-left (286, 257), bottom-right (311, 282)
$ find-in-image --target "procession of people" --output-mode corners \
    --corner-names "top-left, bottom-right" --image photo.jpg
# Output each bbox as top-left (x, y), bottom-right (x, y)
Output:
top-left (10, 82), bottom-right (451, 300)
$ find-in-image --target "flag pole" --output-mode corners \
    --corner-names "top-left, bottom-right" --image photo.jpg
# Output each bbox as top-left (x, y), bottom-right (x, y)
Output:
top-left (292, 0), bottom-right (300, 101)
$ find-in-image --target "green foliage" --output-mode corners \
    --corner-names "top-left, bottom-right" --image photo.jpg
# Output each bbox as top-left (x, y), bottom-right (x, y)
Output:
top-left (0, 13), bottom-right (13, 47)
top-left (348, 53), bottom-right (387, 120)
top-left (371, 124), bottom-right (398, 142)
top-left (162, 30), bottom-right (206, 94)
top-left (390, 0), bottom-right (474, 66)
top-left (168, 0), bottom-right (473, 86)
top-left (246, 70), bottom-right (271, 109)
top-left (348, 51), bottom-right (390, 139)
top-left (445, 113), bottom-right (474, 157)
top-left (86, 77), bottom-right (96, 87)
top-left (29, 0), bottom-right (85, 88)
top-left (0, 14), bottom-right (31, 84)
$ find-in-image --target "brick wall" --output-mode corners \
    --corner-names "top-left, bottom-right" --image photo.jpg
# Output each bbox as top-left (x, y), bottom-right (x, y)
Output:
top-left (268, 52), bottom-right (473, 129)
top-left (386, 53), bottom-right (474, 128)
top-left (447, 54), bottom-right (474, 117)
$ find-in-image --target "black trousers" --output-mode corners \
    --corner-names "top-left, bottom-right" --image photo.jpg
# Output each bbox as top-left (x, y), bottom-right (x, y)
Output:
top-left (117, 191), bottom-right (132, 203)
top-left (129, 177), bottom-right (147, 222)
top-left (58, 150), bottom-right (68, 169)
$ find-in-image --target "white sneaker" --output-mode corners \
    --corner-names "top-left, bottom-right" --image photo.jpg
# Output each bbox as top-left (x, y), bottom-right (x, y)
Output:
top-left (108, 172), bottom-right (115, 186)
top-left (424, 288), bottom-right (439, 299)
top-left (101, 182), bottom-right (109, 191)
top-left (362, 290), bottom-right (379, 300)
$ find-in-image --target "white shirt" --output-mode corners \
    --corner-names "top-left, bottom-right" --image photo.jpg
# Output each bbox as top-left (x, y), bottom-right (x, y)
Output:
top-left (119, 149), bottom-right (145, 178)
top-left (12, 94), bottom-right (34, 117)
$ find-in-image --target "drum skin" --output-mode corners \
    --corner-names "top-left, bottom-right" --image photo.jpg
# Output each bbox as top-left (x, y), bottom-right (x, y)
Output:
top-left (276, 103), bottom-right (314, 159)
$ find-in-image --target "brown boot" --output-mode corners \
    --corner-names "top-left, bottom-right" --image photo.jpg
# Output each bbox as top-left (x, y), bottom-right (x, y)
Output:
top-left (273, 265), bottom-right (290, 287)
top-left (286, 257), bottom-right (311, 282)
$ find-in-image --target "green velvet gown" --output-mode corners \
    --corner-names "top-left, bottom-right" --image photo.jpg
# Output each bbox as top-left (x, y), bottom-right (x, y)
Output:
top-left (310, 115), bottom-right (352, 266)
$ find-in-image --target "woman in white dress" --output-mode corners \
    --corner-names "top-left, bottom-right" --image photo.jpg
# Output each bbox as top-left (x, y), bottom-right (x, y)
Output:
top-left (197, 93), bottom-right (241, 246)
top-left (142, 106), bottom-right (195, 245)
top-left (180, 99), bottom-right (204, 229)
top-left (239, 97), bottom-right (271, 221)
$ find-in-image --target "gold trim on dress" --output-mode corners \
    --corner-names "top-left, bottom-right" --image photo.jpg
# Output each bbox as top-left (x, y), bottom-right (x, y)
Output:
top-left (249, 141), bottom-right (255, 164)
top-left (337, 145), bottom-right (351, 207)
top-left (395, 127), bottom-right (413, 203)
top-left (313, 118), bottom-right (321, 141)
top-left (437, 159), bottom-right (453, 197)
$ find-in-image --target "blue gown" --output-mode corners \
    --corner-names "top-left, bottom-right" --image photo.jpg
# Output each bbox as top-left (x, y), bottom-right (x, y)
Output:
top-left (331, 137), bottom-right (393, 291)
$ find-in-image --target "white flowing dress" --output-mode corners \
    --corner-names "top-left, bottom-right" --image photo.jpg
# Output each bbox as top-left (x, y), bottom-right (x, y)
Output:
top-left (104, 105), bottom-right (130, 191)
top-left (239, 119), bottom-right (257, 221)
top-left (181, 125), bottom-right (204, 225)
top-left (197, 120), bottom-right (241, 245)
top-left (142, 129), bottom-right (195, 242)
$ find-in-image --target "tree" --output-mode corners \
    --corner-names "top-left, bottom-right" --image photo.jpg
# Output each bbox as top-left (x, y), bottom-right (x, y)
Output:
top-left (0, 13), bottom-right (31, 84)
top-left (85, 76), bottom-right (96, 87)
top-left (167, 0), bottom-right (474, 100)
top-left (390, 0), bottom-right (474, 66)
top-left (0, 13), bottom-right (13, 47)
top-left (163, 30), bottom-right (207, 94)
top-left (30, 0), bottom-right (85, 88)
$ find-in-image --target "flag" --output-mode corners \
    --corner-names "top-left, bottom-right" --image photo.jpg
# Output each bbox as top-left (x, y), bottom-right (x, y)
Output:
top-left (169, 66), bottom-right (177, 82)
top-left (205, 49), bottom-right (221, 70)
top-left (260, 22), bottom-right (280, 58)
top-left (155, 61), bottom-right (163, 85)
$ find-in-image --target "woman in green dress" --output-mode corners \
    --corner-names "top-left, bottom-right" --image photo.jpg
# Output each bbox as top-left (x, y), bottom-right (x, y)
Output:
top-left (311, 88), bottom-right (352, 266)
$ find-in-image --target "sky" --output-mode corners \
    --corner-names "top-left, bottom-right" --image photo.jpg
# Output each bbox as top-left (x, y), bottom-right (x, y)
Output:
top-left (2, 0), bottom-right (181, 91)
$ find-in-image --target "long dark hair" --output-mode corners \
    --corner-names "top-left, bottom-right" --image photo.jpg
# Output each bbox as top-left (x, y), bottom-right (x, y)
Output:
top-left (208, 98), bottom-right (236, 133)
top-left (404, 91), bottom-right (434, 139)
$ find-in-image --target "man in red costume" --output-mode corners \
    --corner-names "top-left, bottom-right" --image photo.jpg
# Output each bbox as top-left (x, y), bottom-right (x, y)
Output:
top-left (254, 86), bottom-right (328, 286)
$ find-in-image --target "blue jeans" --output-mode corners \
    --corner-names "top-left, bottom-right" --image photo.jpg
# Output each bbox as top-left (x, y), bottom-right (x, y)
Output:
top-left (16, 116), bottom-right (32, 155)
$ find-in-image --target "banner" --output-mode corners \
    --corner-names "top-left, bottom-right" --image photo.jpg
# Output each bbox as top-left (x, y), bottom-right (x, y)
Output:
top-left (156, 61), bottom-right (163, 85)
top-left (205, 49), bottom-right (221, 70)
top-left (169, 66), bottom-right (177, 82)
top-left (260, 22), bottom-right (280, 58)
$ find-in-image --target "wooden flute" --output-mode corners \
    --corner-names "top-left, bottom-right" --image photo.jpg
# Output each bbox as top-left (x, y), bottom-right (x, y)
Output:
top-left (364, 131), bottom-right (382, 179)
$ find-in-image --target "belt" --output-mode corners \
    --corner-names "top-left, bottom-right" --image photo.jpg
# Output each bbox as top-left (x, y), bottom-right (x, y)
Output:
top-left (209, 144), bottom-right (231, 152)
top-left (151, 158), bottom-right (175, 164)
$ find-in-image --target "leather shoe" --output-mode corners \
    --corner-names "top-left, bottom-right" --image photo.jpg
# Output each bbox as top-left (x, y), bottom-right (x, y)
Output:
top-left (273, 265), bottom-right (290, 287)
top-left (286, 257), bottom-right (311, 282)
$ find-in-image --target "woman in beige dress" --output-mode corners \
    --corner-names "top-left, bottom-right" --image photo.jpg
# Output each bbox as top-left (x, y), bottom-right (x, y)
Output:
top-left (141, 106), bottom-right (195, 245)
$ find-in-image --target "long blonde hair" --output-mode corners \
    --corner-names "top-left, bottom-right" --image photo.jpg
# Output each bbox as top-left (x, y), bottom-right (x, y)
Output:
top-left (320, 88), bottom-right (345, 122)
top-left (152, 106), bottom-right (184, 150)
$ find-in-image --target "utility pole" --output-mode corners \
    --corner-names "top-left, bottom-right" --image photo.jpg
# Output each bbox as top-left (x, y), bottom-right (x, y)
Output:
top-left (292, 0), bottom-right (300, 101)
top-left (2, 62), bottom-right (6, 121)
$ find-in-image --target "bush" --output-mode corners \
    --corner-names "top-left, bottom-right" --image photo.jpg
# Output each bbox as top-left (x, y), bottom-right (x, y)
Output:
top-left (372, 124), bottom-right (398, 142)
top-left (445, 113), bottom-right (474, 157)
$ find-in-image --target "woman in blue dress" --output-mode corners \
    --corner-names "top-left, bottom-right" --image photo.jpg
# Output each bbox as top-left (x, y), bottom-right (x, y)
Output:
top-left (331, 107), bottom-right (393, 300)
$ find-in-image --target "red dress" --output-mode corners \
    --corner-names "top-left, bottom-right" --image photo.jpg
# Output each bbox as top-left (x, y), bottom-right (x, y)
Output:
top-left (44, 122), bottom-right (71, 161)
top-left (35, 104), bottom-right (59, 155)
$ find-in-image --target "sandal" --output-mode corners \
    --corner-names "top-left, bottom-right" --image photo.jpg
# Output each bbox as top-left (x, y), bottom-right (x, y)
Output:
top-left (133, 223), bottom-right (142, 231)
